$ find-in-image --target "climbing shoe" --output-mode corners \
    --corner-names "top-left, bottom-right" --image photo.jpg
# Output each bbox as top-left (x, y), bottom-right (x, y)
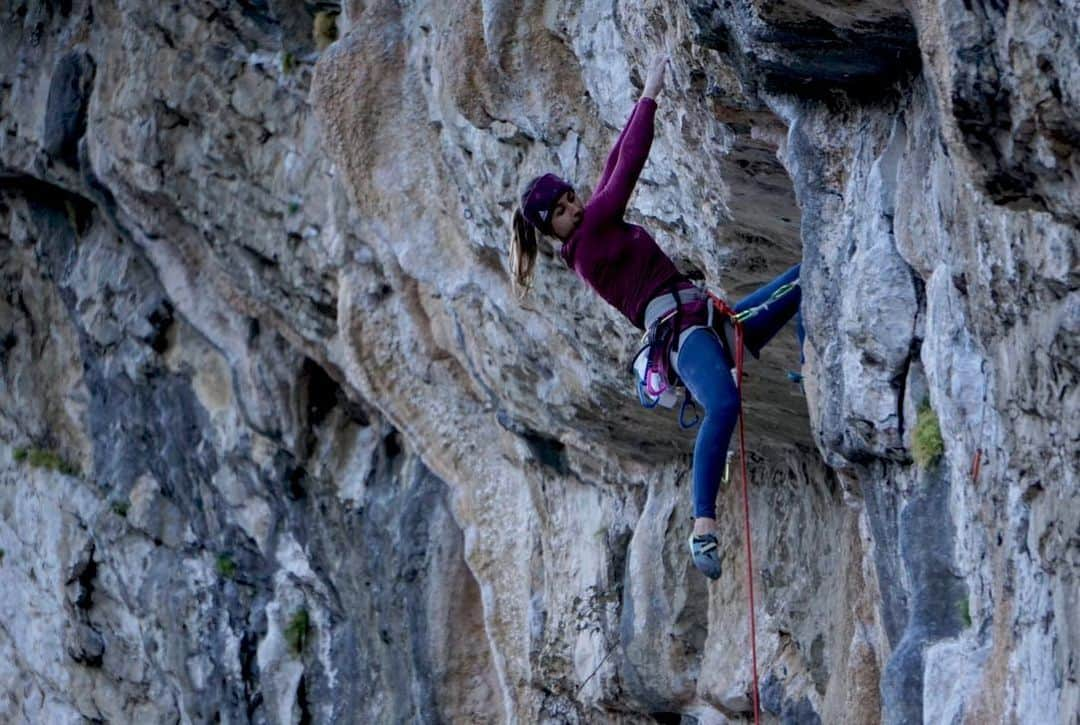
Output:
top-left (688, 533), bottom-right (722, 580)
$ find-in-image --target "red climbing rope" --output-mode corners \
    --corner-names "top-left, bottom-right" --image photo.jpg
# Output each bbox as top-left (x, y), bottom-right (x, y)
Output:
top-left (707, 292), bottom-right (761, 725)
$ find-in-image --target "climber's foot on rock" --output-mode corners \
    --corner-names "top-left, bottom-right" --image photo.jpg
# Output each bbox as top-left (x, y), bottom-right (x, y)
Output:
top-left (689, 533), bottom-right (722, 580)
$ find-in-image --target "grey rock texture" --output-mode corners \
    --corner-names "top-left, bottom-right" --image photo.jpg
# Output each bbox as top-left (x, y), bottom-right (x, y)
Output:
top-left (0, 0), bottom-right (1076, 723)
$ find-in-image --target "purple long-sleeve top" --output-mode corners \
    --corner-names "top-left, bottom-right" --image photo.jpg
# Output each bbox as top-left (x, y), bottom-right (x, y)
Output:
top-left (560, 98), bottom-right (702, 330)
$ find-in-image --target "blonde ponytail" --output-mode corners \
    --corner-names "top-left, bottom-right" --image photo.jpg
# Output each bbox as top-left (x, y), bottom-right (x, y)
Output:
top-left (510, 206), bottom-right (539, 298)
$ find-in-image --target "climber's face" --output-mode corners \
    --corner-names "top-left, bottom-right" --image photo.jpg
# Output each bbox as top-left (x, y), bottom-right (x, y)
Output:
top-left (550, 189), bottom-right (584, 241)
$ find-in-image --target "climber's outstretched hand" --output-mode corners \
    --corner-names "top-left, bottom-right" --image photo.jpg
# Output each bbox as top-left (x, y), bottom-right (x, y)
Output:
top-left (642, 54), bottom-right (669, 100)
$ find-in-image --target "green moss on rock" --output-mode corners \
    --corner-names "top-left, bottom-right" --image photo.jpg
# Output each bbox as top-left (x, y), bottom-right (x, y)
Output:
top-left (215, 553), bottom-right (237, 579)
top-left (912, 400), bottom-right (945, 469)
top-left (13, 446), bottom-right (81, 477)
top-left (284, 608), bottom-right (310, 655)
top-left (281, 51), bottom-right (297, 74)
top-left (958, 596), bottom-right (972, 628)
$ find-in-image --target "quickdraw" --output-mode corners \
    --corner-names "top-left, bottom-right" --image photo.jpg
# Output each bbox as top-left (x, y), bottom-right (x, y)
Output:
top-left (731, 281), bottom-right (799, 323)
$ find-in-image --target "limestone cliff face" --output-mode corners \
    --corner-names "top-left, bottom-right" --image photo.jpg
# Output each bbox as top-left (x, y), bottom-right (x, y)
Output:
top-left (0, 1), bottom-right (1075, 723)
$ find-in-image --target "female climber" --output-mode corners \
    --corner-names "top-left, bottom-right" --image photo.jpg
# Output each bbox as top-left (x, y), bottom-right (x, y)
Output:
top-left (507, 55), bottom-right (802, 580)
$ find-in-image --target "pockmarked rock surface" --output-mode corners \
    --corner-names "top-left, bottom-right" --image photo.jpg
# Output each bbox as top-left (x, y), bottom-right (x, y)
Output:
top-left (1, 0), bottom-right (1076, 722)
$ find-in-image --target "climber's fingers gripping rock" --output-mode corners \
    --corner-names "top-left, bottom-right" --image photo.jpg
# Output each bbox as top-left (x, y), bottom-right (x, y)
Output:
top-left (643, 53), bottom-right (669, 100)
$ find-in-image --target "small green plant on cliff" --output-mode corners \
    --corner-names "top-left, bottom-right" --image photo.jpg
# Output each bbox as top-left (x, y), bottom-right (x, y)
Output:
top-left (284, 608), bottom-right (310, 656)
top-left (13, 446), bottom-right (81, 477)
top-left (216, 553), bottom-right (237, 580)
top-left (313, 11), bottom-right (339, 51)
top-left (281, 51), bottom-right (297, 75)
top-left (958, 597), bottom-right (972, 628)
top-left (64, 199), bottom-right (80, 233)
top-left (111, 499), bottom-right (130, 518)
top-left (912, 399), bottom-right (945, 469)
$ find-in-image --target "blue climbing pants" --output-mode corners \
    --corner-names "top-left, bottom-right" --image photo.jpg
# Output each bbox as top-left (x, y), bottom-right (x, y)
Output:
top-left (676, 264), bottom-right (802, 519)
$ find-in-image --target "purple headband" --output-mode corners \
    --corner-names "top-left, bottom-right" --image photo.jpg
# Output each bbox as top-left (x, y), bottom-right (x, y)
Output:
top-left (521, 173), bottom-right (572, 232)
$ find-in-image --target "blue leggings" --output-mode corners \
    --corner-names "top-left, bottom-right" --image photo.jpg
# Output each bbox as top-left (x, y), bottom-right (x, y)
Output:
top-left (675, 264), bottom-right (802, 519)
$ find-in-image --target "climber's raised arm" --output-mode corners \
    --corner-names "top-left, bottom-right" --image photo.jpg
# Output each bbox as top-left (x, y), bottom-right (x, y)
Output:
top-left (595, 105), bottom-right (640, 195)
top-left (587, 55), bottom-right (668, 224)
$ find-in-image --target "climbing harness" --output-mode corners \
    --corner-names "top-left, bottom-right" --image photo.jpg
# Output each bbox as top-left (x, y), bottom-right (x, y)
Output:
top-left (633, 283), bottom-right (702, 416)
top-left (633, 306), bottom-right (681, 409)
top-left (634, 284), bottom-right (734, 426)
top-left (633, 280), bottom-right (799, 418)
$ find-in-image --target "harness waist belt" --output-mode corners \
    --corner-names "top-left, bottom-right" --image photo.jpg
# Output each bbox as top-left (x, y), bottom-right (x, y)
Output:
top-left (643, 287), bottom-right (705, 330)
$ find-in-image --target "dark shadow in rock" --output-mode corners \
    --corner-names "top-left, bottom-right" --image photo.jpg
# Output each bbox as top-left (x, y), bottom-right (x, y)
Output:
top-left (879, 461), bottom-right (968, 724)
top-left (43, 51), bottom-right (96, 168)
top-left (759, 671), bottom-right (824, 724)
top-left (144, 298), bottom-right (175, 354)
top-left (496, 409), bottom-right (570, 475)
top-left (686, 0), bottom-right (920, 103)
